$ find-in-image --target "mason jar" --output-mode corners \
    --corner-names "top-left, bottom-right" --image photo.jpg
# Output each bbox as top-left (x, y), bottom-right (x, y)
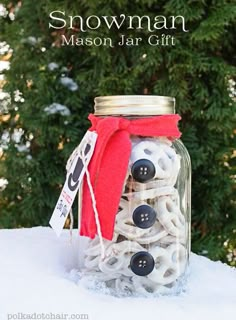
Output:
top-left (78, 95), bottom-right (191, 297)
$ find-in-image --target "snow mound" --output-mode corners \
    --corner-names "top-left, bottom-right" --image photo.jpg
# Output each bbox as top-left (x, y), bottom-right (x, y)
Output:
top-left (0, 227), bottom-right (235, 320)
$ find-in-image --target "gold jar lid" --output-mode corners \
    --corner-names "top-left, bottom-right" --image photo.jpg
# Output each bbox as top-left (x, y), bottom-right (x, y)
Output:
top-left (94, 95), bottom-right (175, 115)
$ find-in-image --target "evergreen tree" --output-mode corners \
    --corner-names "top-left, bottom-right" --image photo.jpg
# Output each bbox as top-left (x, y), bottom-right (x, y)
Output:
top-left (0, 0), bottom-right (235, 265)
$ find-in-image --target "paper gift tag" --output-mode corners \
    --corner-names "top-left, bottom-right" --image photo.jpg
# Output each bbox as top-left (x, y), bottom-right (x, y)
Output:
top-left (49, 130), bottom-right (97, 236)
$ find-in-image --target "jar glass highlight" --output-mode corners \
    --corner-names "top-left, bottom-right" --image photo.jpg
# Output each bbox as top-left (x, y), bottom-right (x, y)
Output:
top-left (78, 96), bottom-right (191, 297)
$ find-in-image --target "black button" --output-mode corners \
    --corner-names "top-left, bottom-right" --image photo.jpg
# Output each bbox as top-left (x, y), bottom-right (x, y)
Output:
top-left (130, 252), bottom-right (155, 276)
top-left (131, 159), bottom-right (155, 183)
top-left (133, 205), bottom-right (156, 229)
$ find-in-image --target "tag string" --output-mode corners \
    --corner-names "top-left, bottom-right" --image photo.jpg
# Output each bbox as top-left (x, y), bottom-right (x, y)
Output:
top-left (66, 143), bottom-right (105, 258)
top-left (69, 208), bottom-right (73, 243)
top-left (80, 149), bottom-right (105, 259)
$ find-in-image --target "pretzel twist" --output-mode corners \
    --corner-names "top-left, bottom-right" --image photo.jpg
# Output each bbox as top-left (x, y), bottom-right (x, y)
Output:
top-left (155, 196), bottom-right (185, 237)
top-left (129, 138), bottom-right (180, 184)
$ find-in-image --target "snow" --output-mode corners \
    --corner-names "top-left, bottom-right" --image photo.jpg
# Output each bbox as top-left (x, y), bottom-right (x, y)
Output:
top-left (0, 61), bottom-right (10, 72)
top-left (0, 130), bottom-right (10, 149)
top-left (60, 76), bottom-right (78, 91)
top-left (8, 12), bottom-right (15, 21)
top-left (48, 62), bottom-right (59, 71)
top-left (0, 227), bottom-right (235, 320)
top-left (44, 103), bottom-right (71, 116)
top-left (228, 78), bottom-right (236, 101)
top-left (15, 143), bottom-right (30, 153)
top-left (26, 37), bottom-right (37, 46)
top-left (11, 128), bottom-right (24, 143)
top-left (14, 89), bottom-right (24, 103)
top-left (0, 42), bottom-right (12, 55)
top-left (0, 4), bottom-right (8, 18)
top-left (0, 90), bottom-right (11, 113)
top-left (0, 178), bottom-right (8, 191)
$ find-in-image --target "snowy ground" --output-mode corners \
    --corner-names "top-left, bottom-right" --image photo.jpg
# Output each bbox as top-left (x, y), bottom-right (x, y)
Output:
top-left (0, 227), bottom-right (235, 320)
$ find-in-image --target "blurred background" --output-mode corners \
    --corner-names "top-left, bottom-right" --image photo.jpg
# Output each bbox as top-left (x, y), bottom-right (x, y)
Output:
top-left (0, 0), bottom-right (235, 265)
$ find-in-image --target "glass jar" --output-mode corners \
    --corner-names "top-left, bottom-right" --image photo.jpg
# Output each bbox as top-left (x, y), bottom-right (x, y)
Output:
top-left (78, 95), bottom-right (191, 297)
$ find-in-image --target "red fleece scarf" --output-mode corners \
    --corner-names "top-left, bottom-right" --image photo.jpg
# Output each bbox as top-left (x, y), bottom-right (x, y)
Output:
top-left (80, 113), bottom-right (181, 240)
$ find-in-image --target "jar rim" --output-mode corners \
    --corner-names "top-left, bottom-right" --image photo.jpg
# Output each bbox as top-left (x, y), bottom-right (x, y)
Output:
top-left (94, 95), bottom-right (175, 115)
